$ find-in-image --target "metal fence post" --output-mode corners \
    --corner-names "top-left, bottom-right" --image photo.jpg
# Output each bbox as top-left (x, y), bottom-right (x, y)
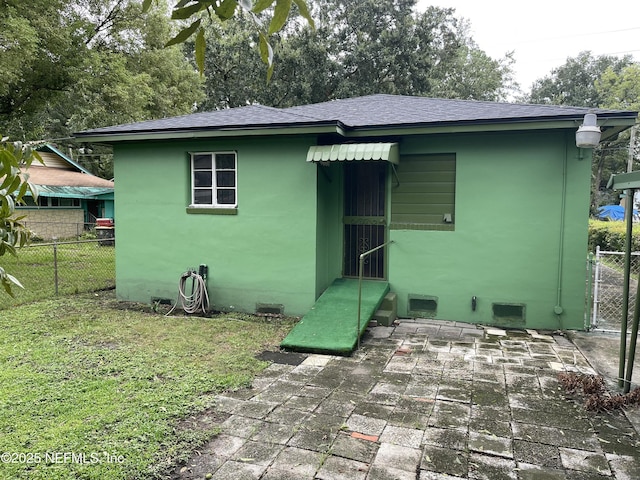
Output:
top-left (592, 246), bottom-right (601, 329)
top-left (53, 237), bottom-right (59, 296)
top-left (585, 252), bottom-right (594, 331)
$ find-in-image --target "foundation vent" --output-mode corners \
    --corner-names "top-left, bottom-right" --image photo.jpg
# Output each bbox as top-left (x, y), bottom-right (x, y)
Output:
top-left (256, 303), bottom-right (284, 315)
top-left (408, 295), bottom-right (438, 318)
top-left (492, 303), bottom-right (525, 324)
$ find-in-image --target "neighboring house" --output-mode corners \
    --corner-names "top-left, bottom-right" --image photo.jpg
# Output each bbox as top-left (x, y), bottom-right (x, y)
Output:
top-left (18, 144), bottom-right (115, 240)
top-left (75, 95), bottom-right (637, 330)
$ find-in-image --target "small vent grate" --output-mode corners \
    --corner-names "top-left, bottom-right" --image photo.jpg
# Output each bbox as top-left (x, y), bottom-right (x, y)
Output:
top-left (256, 303), bottom-right (284, 315)
top-left (408, 295), bottom-right (438, 318)
top-left (492, 303), bottom-right (525, 324)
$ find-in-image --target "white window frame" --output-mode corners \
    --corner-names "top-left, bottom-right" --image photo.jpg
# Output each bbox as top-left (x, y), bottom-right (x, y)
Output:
top-left (190, 151), bottom-right (237, 208)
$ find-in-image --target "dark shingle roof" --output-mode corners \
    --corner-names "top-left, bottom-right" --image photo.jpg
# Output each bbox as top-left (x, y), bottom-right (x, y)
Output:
top-left (76, 94), bottom-right (637, 138)
top-left (287, 94), bottom-right (632, 126)
top-left (80, 104), bottom-right (323, 135)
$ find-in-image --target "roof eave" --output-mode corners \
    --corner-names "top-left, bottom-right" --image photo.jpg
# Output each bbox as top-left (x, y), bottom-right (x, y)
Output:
top-left (73, 112), bottom-right (638, 143)
top-left (73, 122), bottom-right (346, 143)
top-left (341, 115), bottom-right (638, 138)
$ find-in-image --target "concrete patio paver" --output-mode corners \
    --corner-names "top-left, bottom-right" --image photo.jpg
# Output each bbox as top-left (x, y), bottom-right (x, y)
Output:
top-left (172, 319), bottom-right (640, 479)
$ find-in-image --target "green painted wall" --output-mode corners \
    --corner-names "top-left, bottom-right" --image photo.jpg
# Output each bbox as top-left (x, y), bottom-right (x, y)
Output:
top-left (113, 136), bottom-right (320, 315)
top-left (388, 130), bottom-right (591, 330)
top-left (113, 128), bottom-right (592, 329)
top-left (315, 163), bottom-right (343, 296)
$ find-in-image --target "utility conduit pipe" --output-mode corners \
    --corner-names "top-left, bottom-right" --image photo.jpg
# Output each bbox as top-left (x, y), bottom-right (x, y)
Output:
top-left (554, 137), bottom-right (569, 324)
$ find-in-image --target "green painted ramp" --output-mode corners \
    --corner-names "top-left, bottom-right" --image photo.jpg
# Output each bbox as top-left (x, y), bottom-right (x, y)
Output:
top-left (281, 278), bottom-right (389, 354)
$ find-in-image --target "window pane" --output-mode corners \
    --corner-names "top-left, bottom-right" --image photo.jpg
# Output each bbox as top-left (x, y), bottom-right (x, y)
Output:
top-left (194, 189), bottom-right (212, 205)
top-left (217, 189), bottom-right (236, 205)
top-left (216, 153), bottom-right (235, 170)
top-left (38, 197), bottom-right (48, 207)
top-left (193, 154), bottom-right (212, 170)
top-left (194, 171), bottom-right (212, 187)
top-left (51, 198), bottom-right (59, 207)
top-left (216, 171), bottom-right (235, 187)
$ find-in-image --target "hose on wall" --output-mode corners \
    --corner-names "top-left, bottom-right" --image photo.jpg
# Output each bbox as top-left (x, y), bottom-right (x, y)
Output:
top-left (166, 270), bottom-right (210, 315)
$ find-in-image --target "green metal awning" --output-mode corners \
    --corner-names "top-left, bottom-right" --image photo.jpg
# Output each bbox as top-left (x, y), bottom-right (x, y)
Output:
top-left (27, 185), bottom-right (114, 199)
top-left (306, 143), bottom-right (399, 164)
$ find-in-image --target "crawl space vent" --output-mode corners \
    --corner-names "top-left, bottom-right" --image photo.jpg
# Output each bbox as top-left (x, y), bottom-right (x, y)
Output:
top-left (256, 303), bottom-right (284, 315)
top-left (408, 295), bottom-right (438, 318)
top-left (492, 303), bottom-right (525, 324)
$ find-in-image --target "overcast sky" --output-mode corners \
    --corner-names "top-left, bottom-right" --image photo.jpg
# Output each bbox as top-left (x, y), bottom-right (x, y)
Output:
top-left (416, 0), bottom-right (640, 95)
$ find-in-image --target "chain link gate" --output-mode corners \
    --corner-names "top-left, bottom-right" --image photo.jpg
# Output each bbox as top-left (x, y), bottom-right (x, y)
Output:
top-left (591, 246), bottom-right (640, 331)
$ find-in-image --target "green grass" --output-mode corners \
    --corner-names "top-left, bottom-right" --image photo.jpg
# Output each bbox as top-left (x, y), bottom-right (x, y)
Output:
top-left (0, 241), bottom-right (115, 310)
top-left (0, 291), bottom-right (296, 479)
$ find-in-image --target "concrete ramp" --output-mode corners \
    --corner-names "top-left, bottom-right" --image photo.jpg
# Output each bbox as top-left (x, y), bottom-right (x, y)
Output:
top-left (280, 278), bottom-right (389, 354)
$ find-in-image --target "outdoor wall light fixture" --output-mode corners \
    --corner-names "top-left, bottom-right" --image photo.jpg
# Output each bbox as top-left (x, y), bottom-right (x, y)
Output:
top-left (575, 113), bottom-right (601, 149)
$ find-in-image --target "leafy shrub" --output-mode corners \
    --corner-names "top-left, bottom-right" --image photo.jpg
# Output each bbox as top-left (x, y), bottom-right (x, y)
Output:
top-left (588, 219), bottom-right (640, 253)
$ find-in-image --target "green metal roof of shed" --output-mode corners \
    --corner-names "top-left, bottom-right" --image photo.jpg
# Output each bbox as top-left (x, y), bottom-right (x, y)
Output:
top-left (29, 185), bottom-right (114, 199)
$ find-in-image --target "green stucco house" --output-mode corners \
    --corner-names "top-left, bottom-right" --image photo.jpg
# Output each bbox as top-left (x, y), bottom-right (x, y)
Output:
top-left (76, 94), bottom-right (637, 333)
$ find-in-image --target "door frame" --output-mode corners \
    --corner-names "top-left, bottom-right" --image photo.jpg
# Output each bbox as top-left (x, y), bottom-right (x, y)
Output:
top-left (342, 161), bottom-right (388, 279)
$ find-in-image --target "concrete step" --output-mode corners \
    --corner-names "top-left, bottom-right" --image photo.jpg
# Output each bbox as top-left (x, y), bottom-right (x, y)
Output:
top-left (380, 292), bottom-right (397, 312)
top-left (373, 292), bottom-right (397, 327)
top-left (373, 309), bottom-right (396, 327)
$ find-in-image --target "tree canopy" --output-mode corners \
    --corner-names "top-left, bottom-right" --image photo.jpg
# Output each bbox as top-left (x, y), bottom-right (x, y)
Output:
top-left (144, 0), bottom-right (315, 79)
top-left (197, 0), bottom-right (516, 110)
top-left (524, 52), bottom-right (639, 212)
top-left (597, 64), bottom-right (640, 112)
top-left (0, 0), bottom-right (518, 177)
top-left (0, 0), bottom-right (204, 144)
top-left (526, 51), bottom-right (634, 108)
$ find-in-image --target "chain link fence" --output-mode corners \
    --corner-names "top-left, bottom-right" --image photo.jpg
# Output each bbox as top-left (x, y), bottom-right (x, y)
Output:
top-left (0, 238), bottom-right (115, 310)
top-left (591, 246), bottom-right (640, 331)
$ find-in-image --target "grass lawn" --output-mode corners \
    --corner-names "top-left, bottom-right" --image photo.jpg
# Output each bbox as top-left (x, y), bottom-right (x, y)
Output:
top-left (0, 291), bottom-right (296, 479)
top-left (0, 241), bottom-right (115, 310)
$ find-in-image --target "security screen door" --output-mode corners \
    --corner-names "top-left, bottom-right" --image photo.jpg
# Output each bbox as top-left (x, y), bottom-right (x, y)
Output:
top-left (343, 162), bottom-right (386, 279)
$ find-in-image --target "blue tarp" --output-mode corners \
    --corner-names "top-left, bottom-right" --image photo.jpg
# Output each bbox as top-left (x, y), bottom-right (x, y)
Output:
top-left (597, 205), bottom-right (640, 221)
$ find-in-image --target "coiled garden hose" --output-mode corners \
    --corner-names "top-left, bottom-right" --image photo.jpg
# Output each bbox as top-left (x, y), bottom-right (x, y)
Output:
top-left (166, 270), bottom-right (209, 315)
